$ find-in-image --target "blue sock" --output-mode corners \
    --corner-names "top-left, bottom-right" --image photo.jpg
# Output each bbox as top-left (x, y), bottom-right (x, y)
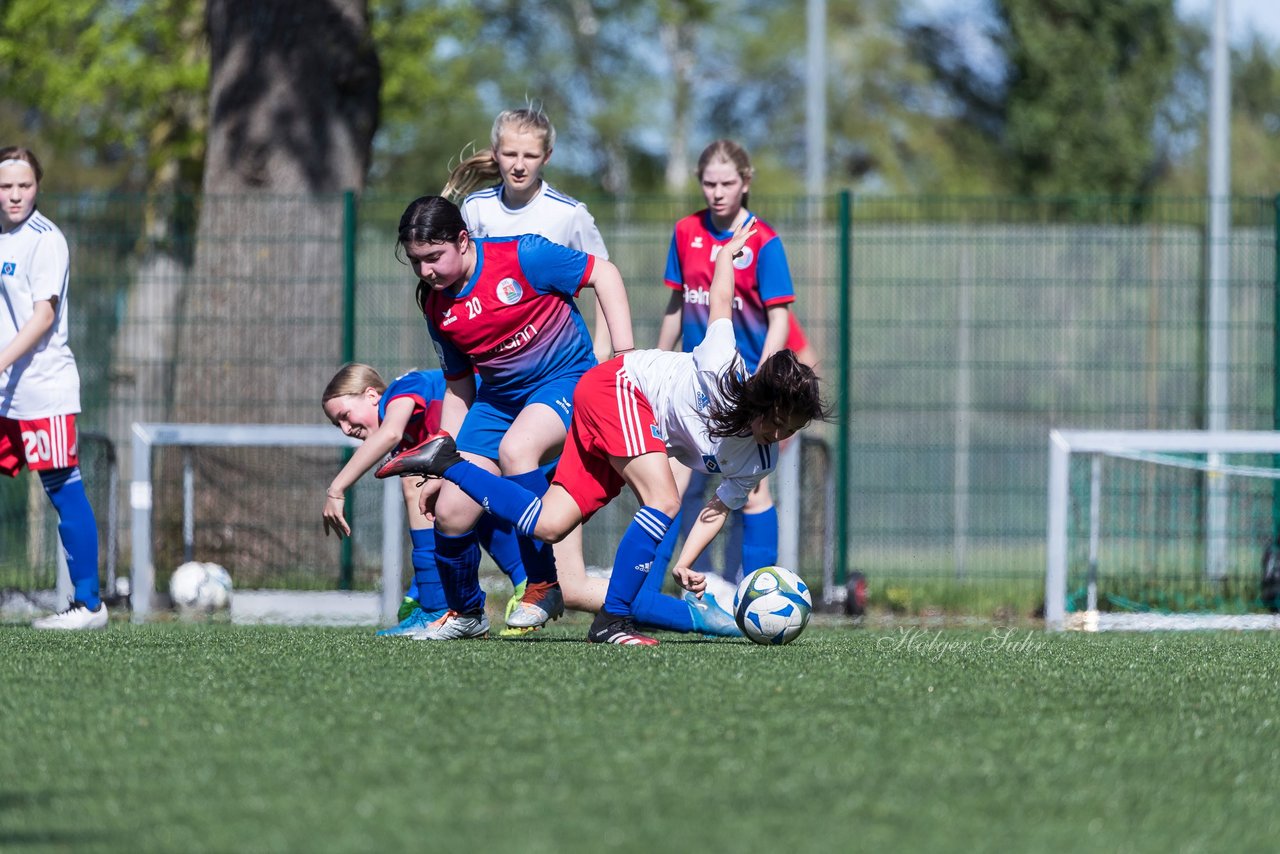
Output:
top-left (742, 507), bottom-right (778, 578)
top-left (40, 467), bottom-right (100, 610)
top-left (603, 506), bottom-right (672, 618)
top-left (505, 470), bottom-right (556, 585)
top-left (632, 587), bottom-right (695, 632)
top-left (409, 528), bottom-right (447, 611)
top-left (477, 515), bottom-right (527, 588)
top-left (652, 508), bottom-right (681, 576)
top-left (444, 461), bottom-right (542, 537)
top-left (432, 530), bottom-right (485, 614)
top-left (641, 529), bottom-right (671, 598)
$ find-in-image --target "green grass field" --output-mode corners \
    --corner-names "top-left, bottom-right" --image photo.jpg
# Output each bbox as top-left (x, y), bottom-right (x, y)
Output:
top-left (4, 618), bottom-right (1279, 853)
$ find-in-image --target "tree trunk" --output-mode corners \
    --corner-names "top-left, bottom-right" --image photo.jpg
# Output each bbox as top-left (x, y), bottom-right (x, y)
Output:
top-left (662, 18), bottom-right (696, 193)
top-left (165, 0), bottom-right (380, 584)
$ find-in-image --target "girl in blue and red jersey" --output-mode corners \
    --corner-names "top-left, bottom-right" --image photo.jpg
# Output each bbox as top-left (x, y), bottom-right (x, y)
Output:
top-left (654, 139), bottom-right (797, 590)
top-left (321, 363), bottom-right (526, 635)
top-left (397, 195), bottom-right (635, 640)
top-left (441, 107), bottom-right (616, 624)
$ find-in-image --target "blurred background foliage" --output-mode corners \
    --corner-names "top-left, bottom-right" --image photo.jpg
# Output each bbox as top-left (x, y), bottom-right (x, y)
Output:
top-left (1, 0), bottom-right (1277, 201)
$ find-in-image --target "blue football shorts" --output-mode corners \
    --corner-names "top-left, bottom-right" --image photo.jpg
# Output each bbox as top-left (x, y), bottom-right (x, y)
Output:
top-left (455, 372), bottom-right (580, 463)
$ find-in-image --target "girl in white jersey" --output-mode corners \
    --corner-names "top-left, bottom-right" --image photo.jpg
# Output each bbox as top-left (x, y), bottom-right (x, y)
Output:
top-left (443, 108), bottom-right (614, 359)
top-left (0, 147), bottom-right (106, 630)
top-left (440, 108), bottom-right (619, 631)
top-left (377, 221), bottom-right (829, 645)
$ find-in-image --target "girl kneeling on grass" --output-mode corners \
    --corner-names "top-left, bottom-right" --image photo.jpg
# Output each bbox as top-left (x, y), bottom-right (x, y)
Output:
top-left (377, 221), bottom-right (830, 644)
top-left (321, 364), bottom-right (526, 636)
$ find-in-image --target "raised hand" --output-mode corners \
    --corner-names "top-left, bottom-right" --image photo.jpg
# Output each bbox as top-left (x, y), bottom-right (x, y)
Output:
top-left (720, 217), bottom-right (757, 262)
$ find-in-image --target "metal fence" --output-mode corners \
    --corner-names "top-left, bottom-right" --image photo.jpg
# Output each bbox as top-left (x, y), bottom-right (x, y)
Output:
top-left (1, 192), bottom-right (1275, 618)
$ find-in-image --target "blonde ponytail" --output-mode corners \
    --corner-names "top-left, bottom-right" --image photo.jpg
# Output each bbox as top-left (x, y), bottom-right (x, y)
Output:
top-left (441, 148), bottom-right (502, 203)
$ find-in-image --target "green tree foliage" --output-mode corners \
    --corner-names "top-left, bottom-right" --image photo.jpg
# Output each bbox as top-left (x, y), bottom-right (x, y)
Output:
top-left (0, 0), bottom-right (501, 197)
top-left (365, 0), bottom-right (496, 193)
top-left (1001, 0), bottom-right (1179, 196)
top-left (693, 0), bottom-right (1005, 195)
top-left (1159, 32), bottom-right (1280, 197)
top-left (2, 0), bottom-right (1275, 201)
top-left (909, 0), bottom-right (1181, 196)
top-left (1226, 37), bottom-right (1280, 196)
top-left (0, 0), bottom-right (207, 195)
top-left (452, 0), bottom-right (669, 196)
top-left (821, 0), bottom-right (996, 193)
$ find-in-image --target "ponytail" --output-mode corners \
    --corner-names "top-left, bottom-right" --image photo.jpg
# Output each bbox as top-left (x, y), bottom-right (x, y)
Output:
top-left (441, 148), bottom-right (501, 203)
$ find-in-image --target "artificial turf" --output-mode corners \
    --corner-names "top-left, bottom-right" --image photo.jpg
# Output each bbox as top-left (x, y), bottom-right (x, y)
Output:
top-left (3, 619), bottom-right (1279, 853)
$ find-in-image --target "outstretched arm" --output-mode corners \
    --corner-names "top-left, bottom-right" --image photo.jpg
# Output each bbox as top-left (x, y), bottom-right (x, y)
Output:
top-left (323, 397), bottom-right (416, 538)
top-left (581, 258), bottom-right (635, 354)
top-left (670, 494), bottom-right (733, 596)
top-left (758, 304), bottom-right (791, 366)
top-left (707, 220), bottom-right (756, 326)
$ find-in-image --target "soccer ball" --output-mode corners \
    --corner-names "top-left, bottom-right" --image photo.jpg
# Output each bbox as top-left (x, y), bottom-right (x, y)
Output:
top-left (733, 566), bottom-right (813, 645)
top-left (169, 561), bottom-right (233, 614)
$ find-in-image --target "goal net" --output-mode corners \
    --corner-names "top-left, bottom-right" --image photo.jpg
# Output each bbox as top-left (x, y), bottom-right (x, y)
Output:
top-left (129, 423), bottom-right (406, 625)
top-left (1045, 430), bottom-right (1280, 631)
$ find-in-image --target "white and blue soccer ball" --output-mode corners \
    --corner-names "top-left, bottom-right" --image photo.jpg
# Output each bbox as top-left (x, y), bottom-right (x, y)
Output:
top-left (169, 561), bottom-right (233, 614)
top-left (733, 565), bottom-right (813, 645)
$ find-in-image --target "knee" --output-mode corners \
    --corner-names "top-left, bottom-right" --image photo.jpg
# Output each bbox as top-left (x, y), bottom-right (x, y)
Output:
top-left (532, 493), bottom-right (582, 544)
top-left (434, 493), bottom-right (477, 536)
top-left (649, 494), bottom-right (682, 521)
top-left (497, 444), bottom-right (541, 475)
top-left (534, 521), bottom-right (571, 544)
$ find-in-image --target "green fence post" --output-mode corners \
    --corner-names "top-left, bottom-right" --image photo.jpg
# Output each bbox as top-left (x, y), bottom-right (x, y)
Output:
top-left (1273, 194), bottom-right (1280, 543)
top-left (339, 190), bottom-right (357, 590)
top-left (836, 190), bottom-right (852, 590)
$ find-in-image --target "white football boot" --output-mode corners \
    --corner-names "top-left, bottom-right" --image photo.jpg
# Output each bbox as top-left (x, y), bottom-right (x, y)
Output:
top-left (33, 601), bottom-right (108, 631)
top-left (407, 610), bottom-right (489, 640)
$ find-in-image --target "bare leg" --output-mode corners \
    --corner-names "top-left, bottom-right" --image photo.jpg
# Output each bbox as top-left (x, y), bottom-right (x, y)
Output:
top-left (553, 524), bottom-right (608, 613)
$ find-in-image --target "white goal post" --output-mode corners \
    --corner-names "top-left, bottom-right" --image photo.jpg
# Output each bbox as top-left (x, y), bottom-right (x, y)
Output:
top-left (130, 423), bottom-right (405, 625)
top-left (1045, 429), bottom-right (1280, 631)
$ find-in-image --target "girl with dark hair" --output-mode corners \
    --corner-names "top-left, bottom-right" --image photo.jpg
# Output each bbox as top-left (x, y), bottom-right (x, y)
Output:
top-left (441, 108), bottom-right (617, 632)
top-left (377, 220), bottom-right (829, 645)
top-left (393, 194), bottom-right (635, 640)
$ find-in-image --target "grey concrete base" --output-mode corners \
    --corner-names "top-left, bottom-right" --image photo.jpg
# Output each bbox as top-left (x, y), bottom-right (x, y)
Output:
top-left (229, 590), bottom-right (381, 626)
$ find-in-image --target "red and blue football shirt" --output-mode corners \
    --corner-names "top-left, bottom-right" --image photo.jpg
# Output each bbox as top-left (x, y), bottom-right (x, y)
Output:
top-left (663, 209), bottom-right (795, 373)
top-left (423, 234), bottom-right (597, 402)
top-left (378, 370), bottom-right (446, 451)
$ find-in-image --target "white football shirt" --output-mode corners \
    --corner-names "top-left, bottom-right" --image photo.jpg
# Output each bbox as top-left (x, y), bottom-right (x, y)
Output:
top-left (624, 318), bottom-right (774, 510)
top-left (461, 181), bottom-right (608, 257)
top-left (0, 210), bottom-right (81, 418)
